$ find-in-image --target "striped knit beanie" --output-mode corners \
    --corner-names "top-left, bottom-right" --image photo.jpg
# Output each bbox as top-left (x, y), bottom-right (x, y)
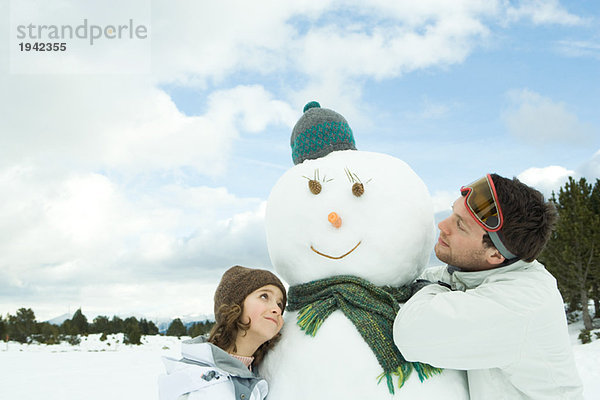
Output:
top-left (214, 266), bottom-right (287, 320)
top-left (290, 101), bottom-right (357, 165)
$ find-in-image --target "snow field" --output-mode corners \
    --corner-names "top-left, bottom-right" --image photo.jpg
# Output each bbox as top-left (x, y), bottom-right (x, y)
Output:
top-left (1, 328), bottom-right (599, 400)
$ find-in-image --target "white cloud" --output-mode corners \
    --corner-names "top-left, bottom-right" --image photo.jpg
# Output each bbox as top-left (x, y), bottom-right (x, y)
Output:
top-left (9, 0), bottom-right (581, 87)
top-left (0, 0), bottom-right (499, 115)
top-left (503, 89), bottom-right (592, 144)
top-left (517, 165), bottom-right (574, 198)
top-left (516, 149), bottom-right (600, 200)
top-left (295, 18), bottom-right (488, 80)
top-left (146, 0), bottom-right (585, 92)
top-left (205, 85), bottom-right (297, 134)
top-left (0, 165), bottom-right (271, 319)
top-left (403, 97), bottom-right (455, 120)
top-left (0, 76), bottom-right (294, 176)
top-left (3, 1), bottom-right (587, 155)
top-left (148, 1), bottom-right (325, 86)
top-left (147, 0), bottom-right (496, 86)
top-left (45, 174), bottom-right (120, 244)
top-left (504, 0), bottom-right (584, 26)
top-left (556, 40), bottom-right (600, 60)
top-left (4, 1), bottom-right (587, 92)
top-left (578, 149), bottom-right (600, 181)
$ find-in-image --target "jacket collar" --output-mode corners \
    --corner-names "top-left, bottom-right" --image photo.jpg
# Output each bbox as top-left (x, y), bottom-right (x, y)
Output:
top-left (181, 336), bottom-right (255, 378)
top-left (447, 259), bottom-right (531, 291)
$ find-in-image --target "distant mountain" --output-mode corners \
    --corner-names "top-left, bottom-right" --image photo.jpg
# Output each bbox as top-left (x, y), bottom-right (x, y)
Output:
top-left (45, 313), bottom-right (71, 326)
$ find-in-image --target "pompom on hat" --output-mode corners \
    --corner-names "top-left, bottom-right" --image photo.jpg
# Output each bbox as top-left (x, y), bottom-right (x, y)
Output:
top-left (214, 266), bottom-right (287, 319)
top-left (290, 101), bottom-right (357, 165)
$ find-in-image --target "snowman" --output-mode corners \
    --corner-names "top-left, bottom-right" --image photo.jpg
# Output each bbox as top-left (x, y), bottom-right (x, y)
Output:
top-left (260, 102), bottom-right (469, 399)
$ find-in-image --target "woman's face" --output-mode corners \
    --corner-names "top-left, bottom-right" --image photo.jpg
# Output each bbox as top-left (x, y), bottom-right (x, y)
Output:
top-left (240, 284), bottom-right (285, 344)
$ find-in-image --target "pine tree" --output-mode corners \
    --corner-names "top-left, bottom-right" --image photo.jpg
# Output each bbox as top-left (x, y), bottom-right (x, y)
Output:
top-left (139, 318), bottom-right (159, 335)
top-left (148, 320), bottom-right (159, 335)
top-left (123, 317), bottom-right (141, 345)
top-left (188, 320), bottom-right (215, 338)
top-left (0, 314), bottom-right (6, 341)
top-left (59, 317), bottom-right (80, 344)
top-left (60, 318), bottom-right (78, 335)
top-left (139, 318), bottom-right (148, 335)
top-left (124, 324), bottom-right (142, 345)
top-left (34, 322), bottom-right (60, 344)
top-left (7, 308), bottom-right (36, 343)
top-left (187, 322), bottom-right (202, 338)
top-left (91, 315), bottom-right (110, 334)
top-left (71, 308), bottom-right (89, 335)
top-left (591, 179), bottom-right (600, 318)
top-left (540, 177), bottom-right (600, 330)
top-left (166, 318), bottom-right (187, 338)
top-left (109, 316), bottom-right (124, 334)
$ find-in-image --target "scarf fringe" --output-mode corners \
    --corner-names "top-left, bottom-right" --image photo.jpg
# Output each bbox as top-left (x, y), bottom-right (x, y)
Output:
top-left (376, 363), bottom-right (443, 394)
top-left (297, 304), bottom-right (325, 336)
top-left (412, 362), bottom-right (443, 382)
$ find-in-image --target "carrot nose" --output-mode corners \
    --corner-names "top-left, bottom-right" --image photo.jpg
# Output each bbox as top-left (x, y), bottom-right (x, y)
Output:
top-left (328, 212), bottom-right (342, 228)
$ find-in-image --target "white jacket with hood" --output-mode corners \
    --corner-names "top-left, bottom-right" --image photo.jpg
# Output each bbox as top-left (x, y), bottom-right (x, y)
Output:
top-left (158, 336), bottom-right (268, 400)
top-left (393, 260), bottom-right (583, 400)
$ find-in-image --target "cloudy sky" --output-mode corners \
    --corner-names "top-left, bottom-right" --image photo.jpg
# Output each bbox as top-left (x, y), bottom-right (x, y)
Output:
top-left (1, 0), bottom-right (599, 322)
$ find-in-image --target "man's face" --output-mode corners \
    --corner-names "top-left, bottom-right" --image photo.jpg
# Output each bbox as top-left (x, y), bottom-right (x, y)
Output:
top-left (435, 197), bottom-right (493, 271)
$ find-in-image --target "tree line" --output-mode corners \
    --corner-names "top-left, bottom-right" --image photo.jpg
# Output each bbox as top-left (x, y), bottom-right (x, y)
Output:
top-left (540, 177), bottom-right (600, 341)
top-left (165, 318), bottom-right (215, 339)
top-left (0, 308), bottom-right (214, 345)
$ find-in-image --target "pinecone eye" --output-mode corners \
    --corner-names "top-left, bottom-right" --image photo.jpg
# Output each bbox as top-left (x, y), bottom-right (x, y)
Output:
top-left (352, 182), bottom-right (364, 197)
top-left (309, 179), bottom-right (322, 195)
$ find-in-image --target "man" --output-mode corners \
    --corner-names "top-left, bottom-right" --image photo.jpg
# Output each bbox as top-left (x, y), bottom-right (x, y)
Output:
top-left (393, 173), bottom-right (583, 399)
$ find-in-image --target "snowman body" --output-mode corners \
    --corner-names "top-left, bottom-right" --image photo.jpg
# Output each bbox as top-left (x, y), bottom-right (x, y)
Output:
top-left (261, 150), bottom-right (469, 399)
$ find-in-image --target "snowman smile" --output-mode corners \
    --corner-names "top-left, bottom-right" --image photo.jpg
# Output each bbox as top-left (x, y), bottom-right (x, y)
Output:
top-left (310, 241), bottom-right (362, 260)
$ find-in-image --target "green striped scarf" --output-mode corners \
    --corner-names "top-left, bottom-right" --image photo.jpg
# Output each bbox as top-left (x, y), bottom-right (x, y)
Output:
top-left (287, 275), bottom-right (442, 394)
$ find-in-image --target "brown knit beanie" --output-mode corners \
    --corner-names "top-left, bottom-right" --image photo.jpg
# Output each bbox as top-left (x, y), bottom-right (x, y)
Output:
top-left (213, 266), bottom-right (287, 320)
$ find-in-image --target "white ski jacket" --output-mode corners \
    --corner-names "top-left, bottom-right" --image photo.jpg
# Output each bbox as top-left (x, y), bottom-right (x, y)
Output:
top-left (158, 336), bottom-right (268, 400)
top-left (393, 260), bottom-right (583, 399)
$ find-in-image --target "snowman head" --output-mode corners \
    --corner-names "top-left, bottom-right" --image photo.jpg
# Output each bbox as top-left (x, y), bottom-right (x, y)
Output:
top-left (265, 103), bottom-right (434, 287)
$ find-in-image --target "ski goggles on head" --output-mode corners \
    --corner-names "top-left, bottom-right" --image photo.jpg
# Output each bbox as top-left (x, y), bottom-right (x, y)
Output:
top-left (460, 174), bottom-right (518, 260)
top-left (460, 174), bottom-right (504, 232)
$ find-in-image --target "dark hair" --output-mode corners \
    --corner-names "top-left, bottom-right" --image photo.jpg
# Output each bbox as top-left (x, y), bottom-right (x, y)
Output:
top-left (207, 303), bottom-right (281, 368)
top-left (482, 174), bottom-right (557, 262)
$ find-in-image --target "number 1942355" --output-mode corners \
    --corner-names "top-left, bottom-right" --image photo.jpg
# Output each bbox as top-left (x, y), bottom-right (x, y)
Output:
top-left (19, 42), bottom-right (67, 51)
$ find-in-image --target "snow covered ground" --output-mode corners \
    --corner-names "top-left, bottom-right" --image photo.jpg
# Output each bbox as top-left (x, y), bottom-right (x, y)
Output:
top-left (568, 320), bottom-right (600, 399)
top-left (0, 333), bottom-right (182, 400)
top-left (1, 326), bottom-right (599, 400)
